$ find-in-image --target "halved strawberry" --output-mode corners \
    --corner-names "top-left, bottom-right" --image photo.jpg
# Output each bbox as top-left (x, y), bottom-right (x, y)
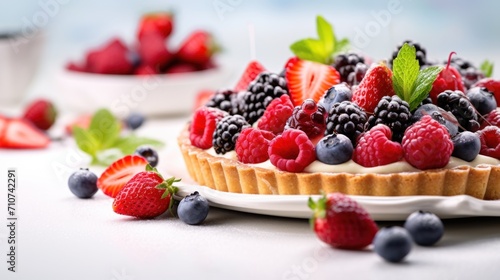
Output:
top-left (234, 60), bottom-right (266, 92)
top-left (0, 118), bottom-right (50, 149)
top-left (97, 155), bottom-right (149, 198)
top-left (285, 57), bottom-right (340, 107)
top-left (0, 115), bottom-right (8, 141)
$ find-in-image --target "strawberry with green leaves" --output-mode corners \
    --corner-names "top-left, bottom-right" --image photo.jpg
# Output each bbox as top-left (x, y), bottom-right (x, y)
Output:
top-left (351, 62), bottom-right (395, 113)
top-left (113, 165), bottom-right (180, 219)
top-left (176, 30), bottom-right (220, 66)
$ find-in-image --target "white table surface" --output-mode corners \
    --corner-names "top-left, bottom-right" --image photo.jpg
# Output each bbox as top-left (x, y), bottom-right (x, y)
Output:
top-left (1, 116), bottom-right (500, 280)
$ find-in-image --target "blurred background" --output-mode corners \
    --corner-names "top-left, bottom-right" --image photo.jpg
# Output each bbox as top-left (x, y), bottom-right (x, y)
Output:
top-left (1, 0), bottom-right (499, 111)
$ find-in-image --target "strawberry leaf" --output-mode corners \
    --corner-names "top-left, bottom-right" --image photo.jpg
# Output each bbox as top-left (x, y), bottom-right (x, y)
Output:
top-left (480, 60), bottom-right (494, 78)
top-left (410, 65), bottom-right (443, 110)
top-left (392, 43), bottom-right (420, 102)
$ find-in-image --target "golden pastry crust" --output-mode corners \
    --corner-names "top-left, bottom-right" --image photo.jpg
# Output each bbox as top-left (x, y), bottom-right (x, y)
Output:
top-left (178, 126), bottom-right (500, 200)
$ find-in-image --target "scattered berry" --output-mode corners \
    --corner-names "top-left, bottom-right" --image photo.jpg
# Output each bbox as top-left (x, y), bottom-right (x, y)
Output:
top-left (234, 60), bottom-right (266, 92)
top-left (309, 193), bottom-right (378, 250)
top-left (365, 95), bottom-right (412, 142)
top-left (97, 155), bottom-right (149, 198)
top-left (257, 94), bottom-right (294, 135)
top-left (325, 101), bottom-right (367, 145)
top-left (404, 210), bottom-right (444, 246)
top-left (476, 126), bottom-right (500, 159)
top-left (353, 125), bottom-right (403, 167)
top-left (402, 115), bottom-right (454, 170)
top-left (177, 191), bottom-right (209, 225)
top-left (189, 107), bottom-right (228, 149)
top-left (212, 115), bottom-right (250, 155)
top-left (268, 129), bottom-right (315, 172)
top-left (0, 118), bottom-right (50, 149)
top-left (68, 168), bottom-right (98, 199)
top-left (315, 133), bottom-right (353, 165)
top-left (352, 62), bottom-right (395, 113)
top-left (137, 12), bottom-right (174, 40)
top-left (452, 131), bottom-right (481, 162)
top-left (473, 78), bottom-right (500, 105)
top-left (429, 52), bottom-right (465, 103)
top-left (125, 112), bottom-right (145, 130)
top-left (318, 83), bottom-right (352, 114)
top-left (134, 145), bottom-right (159, 167)
top-left (235, 128), bottom-right (275, 163)
top-left (466, 87), bottom-right (497, 116)
top-left (436, 90), bottom-right (480, 132)
top-left (285, 99), bottom-right (328, 142)
top-left (332, 52), bottom-right (367, 86)
top-left (390, 40), bottom-right (427, 68)
top-left (22, 99), bottom-right (57, 131)
top-left (176, 30), bottom-right (219, 66)
top-left (373, 226), bottom-right (412, 263)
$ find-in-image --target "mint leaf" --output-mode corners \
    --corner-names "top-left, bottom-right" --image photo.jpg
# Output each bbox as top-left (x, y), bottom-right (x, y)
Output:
top-left (114, 136), bottom-right (164, 155)
top-left (73, 126), bottom-right (99, 159)
top-left (392, 43), bottom-right (420, 102)
top-left (290, 39), bottom-right (328, 64)
top-left (316, 15), bottom-right (334, 56)
top-left (88, 109), bottom-right (120, 149)
top-left (335, 38), bottom-right (350, 54)
top-left (410, 65), bottom-right (443, 110)
top-left (480, 60), bottom-right (494, 78)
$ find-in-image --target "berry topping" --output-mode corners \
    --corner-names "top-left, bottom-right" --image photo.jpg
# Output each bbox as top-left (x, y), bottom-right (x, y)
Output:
top-left (134, 145), bottom-right (159, 167)
top-left (234, 60), bottom-right (266, 92)
top-left (473, 78), bottom-right (500, 105)
top-left (390, 40), bottom-right (427, 68)
top-left (22, 98), bottom-right (58, 131)
top-left (332, 52), bottom-right (367, 86)
top-left (189, 107), bottom-right (228, 149)
top-left (466, 87), bottom-right (497, 116)
top-left (309, 193), bottom-right (378, 250)
top-left (177, 191), bottom-right (210, 225)
top-left (448, 56), bottom-right (484, 89)
top-left (373, 226), bottom-right (413, 263)
top-left (436, 90), bottom-right (480, 132)
top-left (318, 83), bottom-right (352, 114)
top-left (365, 95), bottom-right (412, 142)
top-left (451, 131), bottom-right (481, 162)
top-left (268, 129), bottom-right (315, 172)
top-left (0, 118), bottom-right (50, 149)
top-left (212, 115), bottom-right (250, 155)
top-left (285, 99), bottom-right (327, 142)
top-left (257, 94), bottom-right (294, 135)
top-left (476, 126), bottom-right (500, 159)
top-left (125, 112), bottom-right (145, 130)
top-left (429, 52), bottom-right (466, 103)
top-left (412, 104), bottom-right (459, 136)
top-left (353, 125), bottom-right (403, 167)
top-left (351, 62), bottom-right (395, 113)
top-left (325, 101), bottom-right (367, 144)
top-left (205, 89), bottom-right (238, 114)
top-left (68, 168), bottom-right (98, 199)
top-left (481, 109), bottom-right (500, 129)
top-left (97, 155), bottom-right (149, 198)
top-left (235, 128), bottom-right (275, 164)
top-left (285, 57), bottom-right (340, 106)
top-left (315, 133), bottom-right (353, 165)
top-left (404, 210), bottom-right (444, 246)
top-left (402, 115), bottom-right (454, 170)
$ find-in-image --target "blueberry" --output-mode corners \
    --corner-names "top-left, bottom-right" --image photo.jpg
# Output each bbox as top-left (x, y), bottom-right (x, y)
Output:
top-left (452, 131), bottom-right (481, 162)
top-left (68, 168), bottom-right (98, 198)
top-left (134, 145), bottom-right (159, 167)
top-left (466, 87), bottom-right (497, 116)
top-left (373, 226), bottom-right (413, 263)
top-left (404, 210), bottom-right (444, 246)
top-left (315, 133), bottom-right (353, 164)
top-left (413, 104), bottom-right (459, 136)
top-left (178, 191), bottom-right (209, 225)
top-left (318, 83), bottom-right (352, 114)
top-left (125, 112), bottom-right (145, 130)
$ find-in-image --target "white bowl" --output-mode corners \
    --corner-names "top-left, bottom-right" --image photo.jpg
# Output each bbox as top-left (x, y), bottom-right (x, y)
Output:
top-left (55, 66), bottom-right (234, 117)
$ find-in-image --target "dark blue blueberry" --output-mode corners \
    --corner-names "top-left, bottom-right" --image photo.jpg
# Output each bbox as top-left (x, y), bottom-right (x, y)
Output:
top-left (125, 112), bottom-right (145, 130)
top-left (466, 87), bottom-right (497, 116)
top-left (404, 210), bottom-right (444, 246)
top-left (412, 104), bottom-right (459, 136)
top-left (68, 168), bottom-right (98, 198)
top-left (134, 145), bottom-right (159, 167)
top-left (318, 83), bottom-right (352, 114)
top-left (315, 133), bottom-right (353, 165)
top-left (373, 226), bottom-right (413, 263)
top-left (177, 191), bottom-right (209, 225)
top-left (452, 131), bottom-right (481, 162)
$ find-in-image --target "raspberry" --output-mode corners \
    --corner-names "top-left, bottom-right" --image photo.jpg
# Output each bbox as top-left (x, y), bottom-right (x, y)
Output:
top-left (353, 125), bottom-right (403, 167)
top-left (285, 99), bottom-right (327, 142)
top-left (480, 109), bottom-right (500, 129)
top-left (402, 115), bottom-right (453, 170)
top-left (189, 107), bottom-right (228, 149)
top-left (257, 94), bottom-right (294, 135)
top-left (476, 126), bottom-right (500, 159)
top-left (268, 129), bottom-right (316, 172)
top-left (235, 128), bottom-right (275, 163)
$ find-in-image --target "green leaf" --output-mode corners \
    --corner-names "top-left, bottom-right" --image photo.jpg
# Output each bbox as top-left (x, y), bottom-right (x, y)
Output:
top-left (113, 136), bottom-right (164, 155)
top-left (290, 38), bottom-right (329, 64)
top-left (88, 109), bottom-right (121, 149)
top-left (392, 43), bottom-right (420, 102)
top-left (334, 38), bottom-right (350, 54)
top-left (72, 126), bottom-right (99, 158)
top-left (410, 65), bottom-right (443, 110)
top-left (316, 15), bottom-right (334, 57)
top-left (480, 60), bottom-right (494, 78)
top-left (95, 148), bottom-right (124, 166)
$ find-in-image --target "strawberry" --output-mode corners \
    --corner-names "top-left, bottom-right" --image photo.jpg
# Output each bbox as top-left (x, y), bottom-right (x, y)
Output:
top-left (87, 38), bottom-right (134, 75)
top-left (351, 62), bottom-right (395, 113)
top-left (176, 30), bottom-right (219, 66)
top-left (112, 166), bottom-right (179, 219)
top-left (137, 12), bottom-right (174, 40)
top-left (193, 89), bottom-right (215, 111)
top-left (133, 65), bottom-right (159, 76)
top-left (97, 155), bottom-right (149, 198)
top-left (234, 60), bottom-right (266, 92)
top-left (285, 57), bottom-right (340, 107)
top-left (138, 33), bottom-right (173, 70)
top-left (428, 52), bottom-right (465, 103)
top-left (309, 193), bottom-right (378, 250)
top-left (473, 78), bottom-right (500, 105)
top-left (0, 118), bottom-right (50, 149)
top-left (22, 99), bottom-right (57, 130)
top-left (165, 62), bottom-right (198, 74)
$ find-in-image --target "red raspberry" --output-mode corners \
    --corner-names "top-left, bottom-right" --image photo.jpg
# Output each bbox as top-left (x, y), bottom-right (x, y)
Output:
top-left (309, 192), bottom-right (378, 250)
top-left (481, 109), bottom-right (500, 129)
top-left (268, 129), bottom-right (316, 172)
top-left (473, 78), bottom-right (500, 105)
top-left (189, 107), bottom-right (227, 149)
top-left (402, 115), bottom-right (453, 170)
top-left (235, 128), bottom-right (275, 163)
top-left (257, 95), bottom-right (294, 135)
top-left (353, 124), bottom-right (403, 167)
top-left (476, 126), bottom-right (500, 159)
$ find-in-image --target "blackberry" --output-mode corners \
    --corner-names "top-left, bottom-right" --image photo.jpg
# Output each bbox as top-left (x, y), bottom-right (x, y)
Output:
top-left (240, 72), bottom-right (288, 124)
top-left (390, 40), bottom-right (427, 68)
top-left (348, 62), bottom-right (368, 86)
top-left (365, 96), bottom-right (412, 142)
top-left (448, 57), bottom-right (485, 89)
top-left (285, 99), bottom-right (327, 140)
top-left (325, 101), bottom-right (367, 144)
top-left (205, 89), bottom-right (237, 114)
top-left (212, 115), bottom-right (250, 155)
top-left (333, 52), bottom-right (367, 86)
top-left (436, 90), bottom-right (480, 132)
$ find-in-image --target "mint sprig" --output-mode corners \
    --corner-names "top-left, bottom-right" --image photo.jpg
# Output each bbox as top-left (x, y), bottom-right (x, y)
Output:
top-left (480, 60), bottom-right (494, 78)
top-left (290, 15), bottom-right (350, 64)
top-left (73, 109), bottom-right (164, 166)
top-left (392, 43), bottom-right (443, 110)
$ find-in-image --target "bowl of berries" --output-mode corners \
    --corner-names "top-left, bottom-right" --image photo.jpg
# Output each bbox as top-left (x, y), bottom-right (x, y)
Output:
top-left (57, 12), bottom-right (232, 117)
